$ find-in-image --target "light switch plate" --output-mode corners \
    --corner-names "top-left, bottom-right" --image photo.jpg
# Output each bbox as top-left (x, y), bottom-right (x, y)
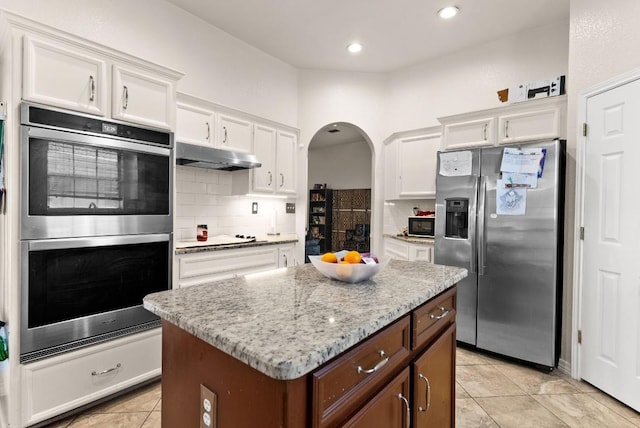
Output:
top-left (286, 203), bottom-right (295, 214)
top-left (252, 202), bottom-right (258, 214)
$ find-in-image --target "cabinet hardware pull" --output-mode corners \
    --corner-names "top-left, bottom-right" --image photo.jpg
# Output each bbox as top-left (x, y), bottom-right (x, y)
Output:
top-left (223, 126), bottom-right (228, 144)
top-left (505, 120), bottom-right (510, 138)
top-left (89, 75), bottom-right (95, 102)
top-left (123, 86), bottom-right (129, 110)
top-left (91, 363), bottom-right (121, 376)
top-left (280, 173), bottom-right (284, 187)
top-left (206, 122), bottom-right (210, 141)
top-left (429, 306), bottom-right (450, 320)
top-left (397, 393), bottom-right (411, 428)
top-left (356, 350), bottom-right (389, 374)
top-left (268, 171), bottom-right (273, 186)
top-left (418, 373), bottom-right (431, 412)
top-left (483, 123), bottom-right (487, 140)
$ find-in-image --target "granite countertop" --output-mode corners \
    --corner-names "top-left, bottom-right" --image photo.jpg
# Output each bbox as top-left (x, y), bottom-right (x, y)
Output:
top-left (175, 233), bottom-right (298, 254)
top-left (384, 233), bottom-right (435, 245)
top-left (144, 260), bottom-right (467, 380)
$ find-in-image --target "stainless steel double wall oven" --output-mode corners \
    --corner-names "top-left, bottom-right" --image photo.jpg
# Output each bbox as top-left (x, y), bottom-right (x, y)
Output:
top-left (20, 103), bottom-right (173, 363)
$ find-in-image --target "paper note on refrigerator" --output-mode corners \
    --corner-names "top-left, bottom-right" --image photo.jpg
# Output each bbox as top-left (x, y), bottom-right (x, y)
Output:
top-left (500, 147), bottom-right (545, 175)
top-left (502, 172), bottom-right (538, 189)
top-left (496, 179), bottom-right (526, 215)
top-left (439, 151), bottom-right (472, 176)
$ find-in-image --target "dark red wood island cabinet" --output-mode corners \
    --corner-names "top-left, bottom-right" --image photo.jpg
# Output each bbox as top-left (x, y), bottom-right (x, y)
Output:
top-left (161, 286), bottom-right (457, 428)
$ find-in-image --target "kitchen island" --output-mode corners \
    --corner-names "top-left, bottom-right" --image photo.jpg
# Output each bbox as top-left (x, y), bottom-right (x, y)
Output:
top-left (143, 260), bottom-right (467, 427)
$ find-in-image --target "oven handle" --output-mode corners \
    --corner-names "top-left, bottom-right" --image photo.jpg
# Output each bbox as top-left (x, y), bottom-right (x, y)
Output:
top-left (25, 233), bottom-right (171, 251)
top-left (23, 126), bottom-right (171, 157)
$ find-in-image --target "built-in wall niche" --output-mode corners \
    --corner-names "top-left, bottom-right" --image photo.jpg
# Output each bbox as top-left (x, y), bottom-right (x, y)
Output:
top-left (331, 189), bottom-right (371, 253)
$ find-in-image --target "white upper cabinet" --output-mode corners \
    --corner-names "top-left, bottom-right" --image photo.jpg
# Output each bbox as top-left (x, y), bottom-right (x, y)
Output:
top-left (23, 35), bottom-right (108, 116)
top-left (439, 95), bottom-right (566, 151)
top-left (176, 102), bottom-right (215, 145)
top-left (233, 124), bottom-right (298, 197)
top-left (275, 130), bottom-right (296, 195)
top-left (22, 33), bottom-right (181, 129)
top-left (384, 127), bottom-right (441, 200)
top-left (251, 124), bottom-right (278, 193)
top-left (217, 114), bottom-right (253, 153)
top-left (112, 65), bottom-right (175, 130)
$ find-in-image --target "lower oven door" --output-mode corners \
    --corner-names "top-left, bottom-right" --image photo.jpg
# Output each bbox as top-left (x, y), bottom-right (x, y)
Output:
top-left (20, 233), bottom-right (171, 363)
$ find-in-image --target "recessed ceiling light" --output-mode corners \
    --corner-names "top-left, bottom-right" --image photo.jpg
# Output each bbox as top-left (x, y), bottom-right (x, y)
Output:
top-left (438, 6), bottom-right (459, 19)
top-left (347, 42), bottom-right (363, 54)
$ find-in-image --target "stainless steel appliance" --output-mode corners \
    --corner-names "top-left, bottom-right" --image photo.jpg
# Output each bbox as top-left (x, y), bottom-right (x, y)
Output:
top-left (407, 216), bottom-right (435, 237)
top-left (434, 139), bottom-right (565, 368)
top-left (19, 103), bottom-right (173, 363)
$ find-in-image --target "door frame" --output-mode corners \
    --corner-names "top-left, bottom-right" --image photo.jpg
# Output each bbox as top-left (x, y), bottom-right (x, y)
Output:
top-left (572, 67), bottom-right (640, 379)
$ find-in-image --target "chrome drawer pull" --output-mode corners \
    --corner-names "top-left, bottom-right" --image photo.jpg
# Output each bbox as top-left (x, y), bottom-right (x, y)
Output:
top-left (429, 306), bottom-right (450, 320)
top-left (418, 373), bottom-right (431, 412)
top-left (397, 393), bottom-right (411, 428)
top-left (89, 75), bottom-right (95, 102)
top-left (356, 350), bottom-right (389, 374)
top-left (123, 86), bottom-right (129, 110)
top-left (91, 363), bottom-right (121, 376)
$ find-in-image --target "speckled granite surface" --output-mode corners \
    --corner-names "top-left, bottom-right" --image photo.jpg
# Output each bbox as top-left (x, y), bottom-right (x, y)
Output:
top-left (384, 233), bottom-right (434, 245)
top-left (175, 234), bottom-right (298, 254)
top-left (143, 260), bottom-right (466, 380)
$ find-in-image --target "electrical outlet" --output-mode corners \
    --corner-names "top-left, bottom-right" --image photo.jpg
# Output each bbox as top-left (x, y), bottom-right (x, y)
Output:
top-left (200, 384), bottom-right (217, 428)
top-left (252, 202), bottom-right (258, 214)
top-left (286, 203), bottom-right (295, 214)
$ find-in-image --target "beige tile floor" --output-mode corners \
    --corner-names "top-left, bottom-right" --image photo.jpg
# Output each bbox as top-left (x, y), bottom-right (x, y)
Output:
top-left (43, 346), bottom-right (640, 427)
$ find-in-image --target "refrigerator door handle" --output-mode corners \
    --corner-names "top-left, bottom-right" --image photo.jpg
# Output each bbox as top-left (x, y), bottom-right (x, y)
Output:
top-left (469, 176), bottom-right (479, 275)
top-left (477, 175), bottom-right (487, 276)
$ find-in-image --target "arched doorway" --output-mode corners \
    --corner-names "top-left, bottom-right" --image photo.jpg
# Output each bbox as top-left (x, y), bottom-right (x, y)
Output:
top-left (305, 122), bottom-right (373, 262)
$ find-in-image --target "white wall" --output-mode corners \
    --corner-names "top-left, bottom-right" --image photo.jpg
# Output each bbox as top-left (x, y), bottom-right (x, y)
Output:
top-left (0, 0), bottom-right (299, 126)
top-left (308, 140), bottom-right (372, 190)
top-left (296, 70), bottom-right (389, 256)
top-left (387, 20), bottom-right (570, 132)
top-left (383, 200), bottom-right (436, 236)
top-left (562, 0), bottom-right (640, 371)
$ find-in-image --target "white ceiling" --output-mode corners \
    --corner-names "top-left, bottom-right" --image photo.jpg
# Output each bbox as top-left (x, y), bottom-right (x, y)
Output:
top-left (165, 0), bottom-right (569, 73)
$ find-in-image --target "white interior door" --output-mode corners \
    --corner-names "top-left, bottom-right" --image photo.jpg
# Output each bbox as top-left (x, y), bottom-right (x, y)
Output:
top-left (580, 77), bottom-right (640, 411)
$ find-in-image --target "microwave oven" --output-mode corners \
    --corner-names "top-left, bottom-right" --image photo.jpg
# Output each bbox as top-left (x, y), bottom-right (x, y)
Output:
top-left (408, 216), bottom-right (435, 237)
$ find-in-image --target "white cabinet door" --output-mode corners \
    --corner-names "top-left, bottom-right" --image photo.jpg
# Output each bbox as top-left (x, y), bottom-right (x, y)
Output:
top-left (23, 35), bottom-right (107, 116)
top-left (217, 113), bottom-right (253, 153)
top-left (176, 102), bottom-right (215, 145)
top-left (442, 117), bottom-right (495, 150)
top-left (384, 238), bottom-right (409, 260)
top-left (278, 244), bottom-right (296, 267)
top-left (497, 107), bottom-right (561, 145)
top-left (384, 141), bottom-right (398, 200)
top-left (276, 130), bottom-right (297, 195)
top-left (112, 65), bottom-right (175, 129)
top-left (397, 133), bottom-right (440, 198)
top-left (252, 124), bottom-right (277, 193)
top-left (409, 244), bottom-right (433, 262)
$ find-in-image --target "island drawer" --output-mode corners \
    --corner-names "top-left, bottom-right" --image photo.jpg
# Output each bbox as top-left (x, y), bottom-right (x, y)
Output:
top-left (311, 315), bottom-right (411, 428)
top-left (412, 286), bottom-right (457, 349)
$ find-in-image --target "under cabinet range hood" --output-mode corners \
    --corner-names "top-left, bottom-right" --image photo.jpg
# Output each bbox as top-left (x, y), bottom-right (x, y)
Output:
top-left (175, 142), bottom-right (261, 171)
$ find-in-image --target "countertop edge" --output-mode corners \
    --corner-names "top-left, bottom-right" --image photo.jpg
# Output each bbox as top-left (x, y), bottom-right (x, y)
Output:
top-left (175, 236), bottom-right (299, 254)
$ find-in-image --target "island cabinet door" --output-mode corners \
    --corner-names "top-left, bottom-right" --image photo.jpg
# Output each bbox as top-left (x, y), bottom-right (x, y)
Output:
top-left (412, 323), bottom-right (456, 428)
top-left (342, 367), bottom-right (411, 428)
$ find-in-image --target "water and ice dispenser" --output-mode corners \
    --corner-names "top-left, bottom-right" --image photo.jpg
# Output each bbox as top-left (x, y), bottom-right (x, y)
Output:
top-left (445, 199), bottom-right (468, 239)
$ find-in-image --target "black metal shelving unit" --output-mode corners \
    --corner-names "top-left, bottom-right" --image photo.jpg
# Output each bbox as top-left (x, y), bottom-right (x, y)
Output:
top-left (306, 188), bottom-right (333, 261)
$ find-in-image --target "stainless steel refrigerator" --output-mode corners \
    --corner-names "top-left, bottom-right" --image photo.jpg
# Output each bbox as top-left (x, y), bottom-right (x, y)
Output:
top-left (434, 139), bottom-right (565, 368)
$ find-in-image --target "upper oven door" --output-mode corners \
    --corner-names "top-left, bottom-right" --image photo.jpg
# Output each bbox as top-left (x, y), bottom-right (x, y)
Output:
top-left (21, 126), bottom-right (173, 239)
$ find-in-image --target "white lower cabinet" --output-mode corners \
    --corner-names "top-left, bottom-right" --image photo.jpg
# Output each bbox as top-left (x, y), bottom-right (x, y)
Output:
top-left (384, 237), bottom-right (433, 262)
top-left (176, 246), bottom-right (282, 288)
top-left (278, 244), bottom-right (296, 268)
top-left (21, 328), bottom-right (161, 427)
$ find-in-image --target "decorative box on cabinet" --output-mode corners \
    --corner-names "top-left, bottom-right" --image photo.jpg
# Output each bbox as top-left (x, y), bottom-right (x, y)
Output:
top-left (384, 127), bottom-right (441, 200)
top-left (439, 95), bottom-right (566, 151)
top-left (22, 33), bottom-right (181, 129)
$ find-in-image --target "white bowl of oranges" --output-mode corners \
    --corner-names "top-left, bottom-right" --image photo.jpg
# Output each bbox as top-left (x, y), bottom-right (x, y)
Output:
top-left (308, 250), bottom-right (389, 283)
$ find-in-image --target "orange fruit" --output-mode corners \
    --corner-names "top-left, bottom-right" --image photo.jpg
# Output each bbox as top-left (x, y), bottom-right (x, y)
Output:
top-left (343, 250), bottom-right (362, 264)
top-left (336, 261), bottom-right (353, 279)
top-left (321, 252), bottom-right (338, 263)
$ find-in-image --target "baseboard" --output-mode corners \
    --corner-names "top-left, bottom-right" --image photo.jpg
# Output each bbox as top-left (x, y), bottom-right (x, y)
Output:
top-left (557, 357), bottom-right (571, 376)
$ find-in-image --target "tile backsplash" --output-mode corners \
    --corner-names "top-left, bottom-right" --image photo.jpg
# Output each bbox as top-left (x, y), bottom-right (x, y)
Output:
top-left (175, 166), bottom-right (296, 241)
